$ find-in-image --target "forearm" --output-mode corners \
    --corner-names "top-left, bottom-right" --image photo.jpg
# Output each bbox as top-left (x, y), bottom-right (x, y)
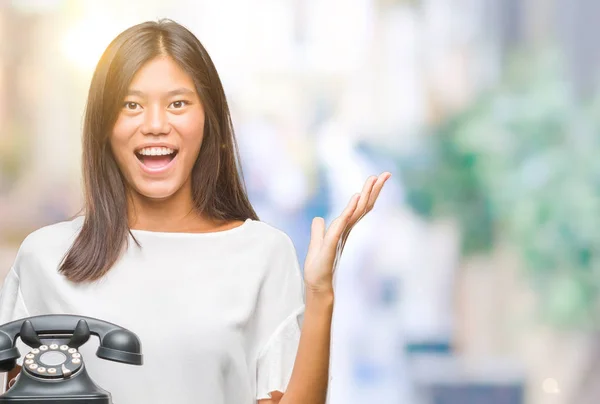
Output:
top-left (280, 290), bottom-right (334, 404)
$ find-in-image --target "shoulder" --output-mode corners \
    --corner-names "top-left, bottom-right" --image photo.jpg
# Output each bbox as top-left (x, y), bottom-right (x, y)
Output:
top-left (13, 216), bottom-right (84, 275)
top-left (245, 219), bottom-right (297, 252)
top-left (20, 216), bottom-right (84, 251)
top-left (245, 221), bottom-right (302, 284)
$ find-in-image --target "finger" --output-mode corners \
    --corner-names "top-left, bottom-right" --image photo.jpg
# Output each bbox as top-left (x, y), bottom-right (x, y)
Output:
top-left (342, 175), bottom-right (379, 240)
top-left (306, 216), bottom-right (326, 262)
top-left (324, 193), bottom-right (360, 246)
top-left (351, 175), bottom-right (378, 222)
top-left (365, 172), bottom-right (391, 213)
top-left (310, 217), bottom-right (326, 246)
top-left (341, 172), bottom-right (392, 250)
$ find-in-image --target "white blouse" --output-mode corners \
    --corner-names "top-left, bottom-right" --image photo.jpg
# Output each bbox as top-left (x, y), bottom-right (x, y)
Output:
top-left (0, 216), bottom-right (305, 403)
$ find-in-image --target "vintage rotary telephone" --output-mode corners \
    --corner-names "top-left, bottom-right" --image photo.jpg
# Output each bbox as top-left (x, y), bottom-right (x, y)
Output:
top-left (0, 314), bottom-right (143, 403)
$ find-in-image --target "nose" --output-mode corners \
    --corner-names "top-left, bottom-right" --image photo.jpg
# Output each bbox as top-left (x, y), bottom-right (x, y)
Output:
top-left (140, 105), bottom-right (170, 136)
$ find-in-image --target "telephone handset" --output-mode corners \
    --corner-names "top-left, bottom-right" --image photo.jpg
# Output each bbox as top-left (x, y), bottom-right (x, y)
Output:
top-left (0, 314), bottom-right (143, 403)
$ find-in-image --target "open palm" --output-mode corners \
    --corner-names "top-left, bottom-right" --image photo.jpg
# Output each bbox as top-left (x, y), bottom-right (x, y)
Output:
top-left (303, 172), bottom-right (392, 294)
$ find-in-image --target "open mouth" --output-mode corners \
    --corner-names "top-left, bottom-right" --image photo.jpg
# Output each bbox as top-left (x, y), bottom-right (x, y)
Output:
top-left (134, 147), bottom-right (179, 171)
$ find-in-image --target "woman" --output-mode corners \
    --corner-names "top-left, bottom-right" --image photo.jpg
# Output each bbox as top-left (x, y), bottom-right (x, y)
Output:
top-left (0, 19), bottom-right (390, 404)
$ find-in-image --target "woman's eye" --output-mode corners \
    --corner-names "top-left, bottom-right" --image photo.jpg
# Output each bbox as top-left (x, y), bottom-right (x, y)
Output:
top-left (124, 102), bottom-right (140, 110)
top-left (170, 100), bottom-right (188, 109)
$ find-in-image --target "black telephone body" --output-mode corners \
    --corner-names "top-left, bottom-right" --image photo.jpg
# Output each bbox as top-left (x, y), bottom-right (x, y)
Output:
top-left (0, 314), bottom-right (143, 403)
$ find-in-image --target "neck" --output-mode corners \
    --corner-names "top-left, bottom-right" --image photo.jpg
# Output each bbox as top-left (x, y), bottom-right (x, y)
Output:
top-left (126, 184), bottom-right (209, 232)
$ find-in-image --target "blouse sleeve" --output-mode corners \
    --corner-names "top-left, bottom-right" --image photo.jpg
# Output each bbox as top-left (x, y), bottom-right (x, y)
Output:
top-left (0, 268), bottom-right (30, 326)
top-left (254, 233), bottom-right (305, 400)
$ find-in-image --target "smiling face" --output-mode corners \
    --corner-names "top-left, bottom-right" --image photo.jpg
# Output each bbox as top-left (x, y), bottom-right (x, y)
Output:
top-left (110, 56), bottom-right (205, 201)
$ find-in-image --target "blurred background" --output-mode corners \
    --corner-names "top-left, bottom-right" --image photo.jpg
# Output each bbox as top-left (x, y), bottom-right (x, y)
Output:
top-left (1, 0), bottom-right (600, 403)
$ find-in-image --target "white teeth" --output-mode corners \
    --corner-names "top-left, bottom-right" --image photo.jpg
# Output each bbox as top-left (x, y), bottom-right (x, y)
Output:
top-left (137, 147), bottom-right (175, 156)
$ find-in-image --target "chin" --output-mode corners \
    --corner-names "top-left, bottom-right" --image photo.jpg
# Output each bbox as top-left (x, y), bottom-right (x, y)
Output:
top-left (133, 182), bottom-right (182, 201)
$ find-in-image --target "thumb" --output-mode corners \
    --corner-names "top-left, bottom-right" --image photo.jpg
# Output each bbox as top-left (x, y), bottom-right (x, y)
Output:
top-left (306, 217), bottom-right (325, 264)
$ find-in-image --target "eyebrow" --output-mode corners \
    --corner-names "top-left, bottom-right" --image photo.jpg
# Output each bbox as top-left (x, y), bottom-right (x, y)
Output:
top-left (126, 88), bottom-right (196, 97)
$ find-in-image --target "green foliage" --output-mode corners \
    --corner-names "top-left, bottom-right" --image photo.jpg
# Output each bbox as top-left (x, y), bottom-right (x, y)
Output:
top-left (400, 52), bottom-right (600, 328)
